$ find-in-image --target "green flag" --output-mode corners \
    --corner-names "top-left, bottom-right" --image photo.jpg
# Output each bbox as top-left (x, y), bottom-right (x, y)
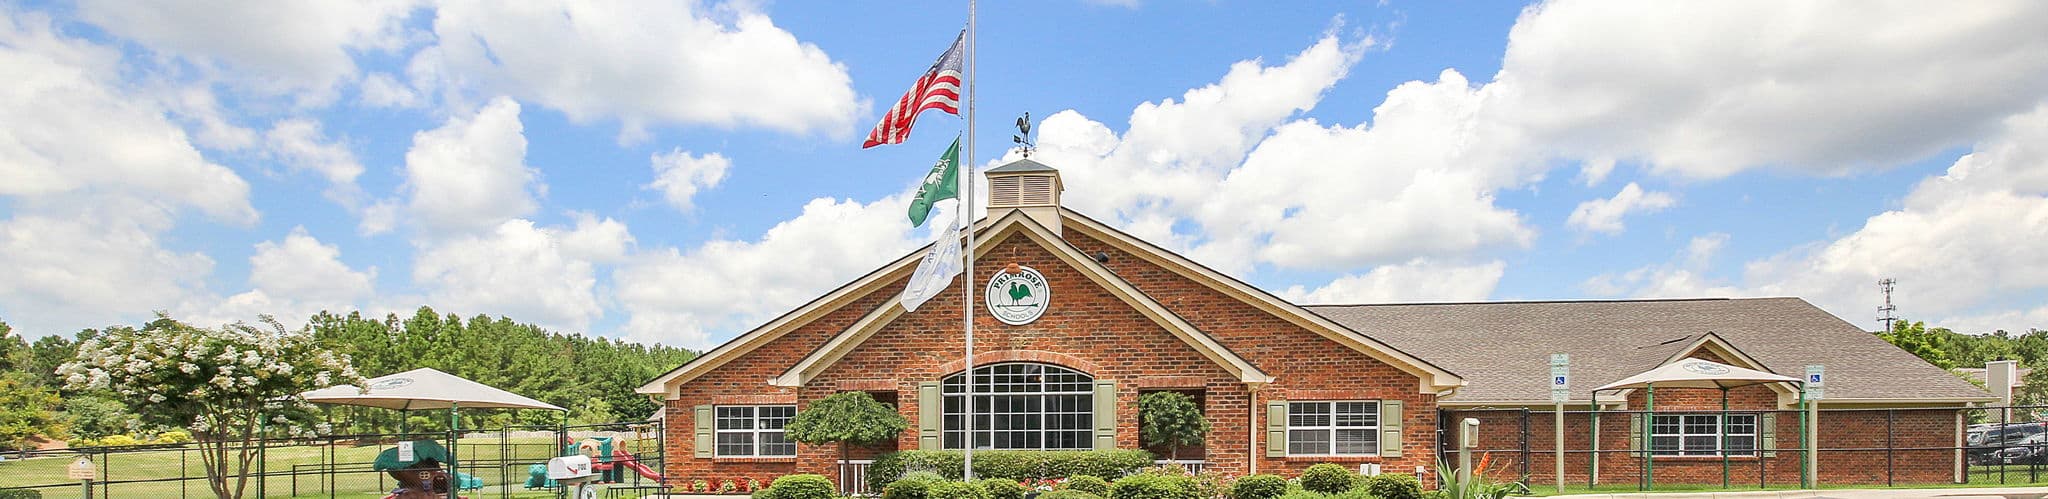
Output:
top-left (908, 137), bottom-right (961, 227)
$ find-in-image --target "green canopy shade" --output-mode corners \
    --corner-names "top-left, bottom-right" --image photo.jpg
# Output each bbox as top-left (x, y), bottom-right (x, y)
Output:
top-left (373, 440), bottom-right (451, 471)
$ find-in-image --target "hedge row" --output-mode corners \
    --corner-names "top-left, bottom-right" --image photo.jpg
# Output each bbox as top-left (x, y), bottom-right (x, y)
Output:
top-left (867, 449), bottom-right (1156, 491)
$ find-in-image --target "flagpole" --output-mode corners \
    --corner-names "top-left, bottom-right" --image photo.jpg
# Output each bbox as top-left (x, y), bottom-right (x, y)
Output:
top-left (961, 0), bottom-right (978, 482)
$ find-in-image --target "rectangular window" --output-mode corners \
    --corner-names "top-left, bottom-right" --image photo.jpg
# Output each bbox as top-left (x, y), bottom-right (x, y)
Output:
top-left (715, 405), bottom-right (796, 457)
top-left (1649, 413), bottom-right (1758, 457)
top-left (1287, 401), bottom-right (1379, 456)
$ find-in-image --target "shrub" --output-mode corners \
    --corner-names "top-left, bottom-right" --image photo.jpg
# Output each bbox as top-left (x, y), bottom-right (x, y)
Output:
top-left (1229, 474), bottom-right (1287, 499)
top-left (1364, 473), bottom-right (1422, 499)
top-left (0, 489), bottom-right (43, 499)
top-left (979, 478), bottom-right (1030, 499)
top-left (884, 476), bottom-right (941, 499)
top-left (929, 481), bottom-right (993, 499)
top-left (770, 474), bottom-right (838, 499)
top-left (867, 450), bottom-right (1155, 491)
top-left (1298, 464), bottom-right (1356, 495)
top-left (1063, 475), bottom-right (1111, 496)
top-left (1041, 491), bottom-right (1102, 499)
top-left (1275, 490), bottom-right (1325, 499)
top-left (903, 471), bottom-right (949, 483)
top-left (1330, 488), bottom-right (1374, 499)
top-left (1107, 473), bottom-right (1199, 499)
top-left (753, 487), bottom-right (780, 499)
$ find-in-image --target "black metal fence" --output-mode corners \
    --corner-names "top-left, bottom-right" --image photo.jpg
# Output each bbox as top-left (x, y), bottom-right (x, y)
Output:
top-left (1438, 405), bottom-right (2048, 492)
top-left (0, 421), bottom-right (666, 498)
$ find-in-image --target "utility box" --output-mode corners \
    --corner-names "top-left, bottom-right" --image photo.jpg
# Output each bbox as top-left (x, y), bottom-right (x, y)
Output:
top-left (547, 455), bottom-right (595, 482)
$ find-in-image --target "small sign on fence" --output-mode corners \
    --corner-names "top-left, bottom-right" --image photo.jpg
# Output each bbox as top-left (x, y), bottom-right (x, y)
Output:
top-left (1805, 365), bottom-right (1826, 400)
top-left (67, 456), bottom-right (95, 480)
top-left (398, 441), bottom-right (415, 462)
top-left (1550, 353), bottom-right (1570, 403)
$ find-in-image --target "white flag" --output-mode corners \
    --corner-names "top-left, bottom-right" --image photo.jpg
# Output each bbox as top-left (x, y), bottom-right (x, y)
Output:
top-left (900, 211), bottom-right (963, 312)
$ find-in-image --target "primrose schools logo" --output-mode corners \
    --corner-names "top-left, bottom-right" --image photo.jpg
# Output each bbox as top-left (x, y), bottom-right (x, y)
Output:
top-left (1680, 363), bottom-right (1730, 375)
top-left (369, 378), bottom-right (415, 391)
top-left (985, 265), bottom-right (1049, 325)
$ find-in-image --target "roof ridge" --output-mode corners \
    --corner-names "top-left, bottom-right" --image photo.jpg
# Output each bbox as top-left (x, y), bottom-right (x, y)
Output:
top-left (1303, 297), bottom-right (1770, 307)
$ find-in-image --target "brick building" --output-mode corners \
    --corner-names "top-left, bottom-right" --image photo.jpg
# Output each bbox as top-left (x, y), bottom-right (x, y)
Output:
top-left (636, 159), bottom-right (1990, 489)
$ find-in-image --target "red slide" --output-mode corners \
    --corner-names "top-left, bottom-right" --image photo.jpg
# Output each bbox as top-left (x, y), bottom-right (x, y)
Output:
top-left (613, 449), bottom-right (663, 481)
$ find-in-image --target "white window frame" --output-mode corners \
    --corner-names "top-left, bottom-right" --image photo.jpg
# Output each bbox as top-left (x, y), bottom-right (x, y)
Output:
top-left (1286, 400), bottom-right (1380, 457)
top-left (942, 362), bottom-right (1095, 450)
top-left (1649, 413), bottom-right (1758, 457)
top-left (714, 405), bottom-right (796, 457)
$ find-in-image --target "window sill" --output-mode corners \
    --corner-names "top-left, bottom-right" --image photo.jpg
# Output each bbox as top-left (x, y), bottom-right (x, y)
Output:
top-left (711, 456), bottom-right (797, 463)
top-left (1648, 455), bottom-right (1762, 462)
top-left (1283, 455), bottom-right (1383, 463)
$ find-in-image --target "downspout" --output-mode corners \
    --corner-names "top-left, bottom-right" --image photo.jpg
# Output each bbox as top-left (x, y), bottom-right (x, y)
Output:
top-left (1247, 381), bottom-right (1267, 475)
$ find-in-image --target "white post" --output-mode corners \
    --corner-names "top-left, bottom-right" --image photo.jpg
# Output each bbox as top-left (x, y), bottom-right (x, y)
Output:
top-left (961, 0), bottom-right (978, 481)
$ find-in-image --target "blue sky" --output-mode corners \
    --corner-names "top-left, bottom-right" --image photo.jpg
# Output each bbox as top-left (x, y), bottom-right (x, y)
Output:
top-left (3, 1), bottom-right (2046, 348)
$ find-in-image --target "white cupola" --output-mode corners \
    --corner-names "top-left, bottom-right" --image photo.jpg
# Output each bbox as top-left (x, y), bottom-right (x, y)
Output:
top-left (984, 158), bottom-right (1063, 234)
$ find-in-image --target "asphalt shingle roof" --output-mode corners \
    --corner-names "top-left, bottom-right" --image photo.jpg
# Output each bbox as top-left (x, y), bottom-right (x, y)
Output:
top-left (1304, 297), bottom-right (1989, 404)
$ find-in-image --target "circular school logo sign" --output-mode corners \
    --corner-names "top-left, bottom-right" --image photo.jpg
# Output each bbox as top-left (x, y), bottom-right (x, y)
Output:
top-left (985, 265), bottom-right (1049, 325)
top-left (1680, 363), bottom-right (1730, 375)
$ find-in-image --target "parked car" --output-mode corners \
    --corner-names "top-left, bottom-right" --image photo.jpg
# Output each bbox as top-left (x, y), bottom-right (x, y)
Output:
top-left (1995, 433), bottom-right (2048, 465)
top-left (1970, 422), bottom-right (2048, 465)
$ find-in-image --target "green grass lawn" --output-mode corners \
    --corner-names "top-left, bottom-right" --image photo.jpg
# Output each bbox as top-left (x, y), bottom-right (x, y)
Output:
top-left (0, 436), bottom-right (667, 498)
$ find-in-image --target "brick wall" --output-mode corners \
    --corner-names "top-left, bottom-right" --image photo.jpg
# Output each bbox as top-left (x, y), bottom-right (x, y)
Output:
top-left (1442, 354), bottom-right (1961, 487)
top-left (660, 224), bottom-right (1440, 487)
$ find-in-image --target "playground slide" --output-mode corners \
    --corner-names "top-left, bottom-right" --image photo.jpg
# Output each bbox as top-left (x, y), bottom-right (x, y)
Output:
top-left (613, 449), bottom-right (663, 481)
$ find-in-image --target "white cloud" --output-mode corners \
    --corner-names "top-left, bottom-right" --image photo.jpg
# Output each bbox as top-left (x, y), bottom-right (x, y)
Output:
top-left (1566, 182), bottom-right (1675, 234)
top-left (359, 72), bottom-right (420, 108)
top-left (645, 149), bottom-right (731, 213)
top-left (187, 228), bottom-right (378, 328)
top-left (614, 193), bottom-right (925, 348)
top-left (396, 97), bottom-right (538, 233)
top-left (76, 0), bottom-right (419, 99)
top-left (1489, 0), bottom-right (2048, 178)
top-left (1280, 259), bottom-right (1507, 305)
top-left (0, 199), bottom-right (213, 335)
top-left (265, 118), bottom-right (366, 205)
top-left (411, 0), bottom-right (862, 140)
top-left (1581, 233), bottom-right (1739, 298)
top-left (412, 218), bottom-right (623, 332)
top-left (0, 13), bottom-right (257, 225)
top-left (1587, 106), bottom-right (2048, 332)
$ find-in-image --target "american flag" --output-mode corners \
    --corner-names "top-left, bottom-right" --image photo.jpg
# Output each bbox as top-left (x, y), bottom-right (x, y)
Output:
top-left (863, 31), bottom-right (965, 148)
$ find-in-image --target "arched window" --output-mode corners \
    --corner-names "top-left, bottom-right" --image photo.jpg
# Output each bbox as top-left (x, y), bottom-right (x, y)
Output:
top-left (942, 363), bottom-right (1094, 450)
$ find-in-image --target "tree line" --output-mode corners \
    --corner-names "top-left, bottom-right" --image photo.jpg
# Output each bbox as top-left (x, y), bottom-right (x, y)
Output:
top-left (0, 307), bottom-right (697, 449)
top-left (1880, 319), bottom-right (2048, 405)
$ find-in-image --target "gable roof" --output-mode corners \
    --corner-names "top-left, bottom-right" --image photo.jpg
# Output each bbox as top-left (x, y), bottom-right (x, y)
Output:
top-left (639, 209), bottom-right (1282, 397)
top-left (1059, 209), bottom-right (1464, 392)
top-left (771, 210), bottom-right (1273, 387)
top-left (1305, 298), bottom-right (1993, 405)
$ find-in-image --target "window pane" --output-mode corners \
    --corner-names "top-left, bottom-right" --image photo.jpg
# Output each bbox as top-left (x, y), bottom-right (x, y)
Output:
top-left (1334, 402), bottom-right (1376, 427)
top-left (717, 432), bottom-right (754, 456)
top-left (1683, 435), bottom-right (1717, 455)
top-left (1334, 428), bottom-right (1378, 455)
top-left (1724, 436), bottom-right (1757, 456)
top-left (717, 407), bottom-right (754, 430)
top-left (1290, 403), bottom-right (1331, 427)
top-left (760, 431), bottom-right (796, 456)
top-left (1289, 429), bottom-right (1331, 455)
top-left (942, 363), bottom-right (1096, 450)
top-left (1650, 435), bottom-right (1680, 455)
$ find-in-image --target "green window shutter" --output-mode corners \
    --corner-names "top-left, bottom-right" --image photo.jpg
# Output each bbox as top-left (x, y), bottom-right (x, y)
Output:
top-left (1760, 412), bottom-right (1777, 457)
top-left (918, 382), bottom-right (943, 450)
top-left (1265, 400), bottom-right (1288, 458)
top-left (1093, 380), bottom-right (1118, 450)
top-left (694, 405), bottom-right (715, 458)
top-left (1379, 400), bottom-right (1404, 458)
top-left (1628, 413), bottom-right (1643, 452)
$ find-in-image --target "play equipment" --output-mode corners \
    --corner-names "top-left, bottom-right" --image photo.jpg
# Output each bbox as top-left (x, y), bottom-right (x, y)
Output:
top-left (373, 440), bottom-right (484, 499)
top-left (525, 436), bottom-right (663, 489)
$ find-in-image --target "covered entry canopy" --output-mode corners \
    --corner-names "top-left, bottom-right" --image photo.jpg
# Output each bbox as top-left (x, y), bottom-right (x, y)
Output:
top-left (301, 367), bottom-right (565, 411)
top-left (1594, 357), bottom-right (1804, 391)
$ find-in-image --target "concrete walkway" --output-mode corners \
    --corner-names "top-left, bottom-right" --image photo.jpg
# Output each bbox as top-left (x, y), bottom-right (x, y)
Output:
top-left (1529, 486), bottom-right (2048, 499)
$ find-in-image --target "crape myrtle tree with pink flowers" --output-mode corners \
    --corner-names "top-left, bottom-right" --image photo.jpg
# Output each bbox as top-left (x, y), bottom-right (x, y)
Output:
top-left (58, 314), bottom-right (366, 499)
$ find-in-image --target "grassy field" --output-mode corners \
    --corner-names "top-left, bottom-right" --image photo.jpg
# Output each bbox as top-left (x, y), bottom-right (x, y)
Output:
top-left (0, 436), bottom-right (667, 498)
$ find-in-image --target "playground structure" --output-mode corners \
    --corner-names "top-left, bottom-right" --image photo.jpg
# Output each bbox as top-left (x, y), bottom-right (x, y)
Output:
top-left (372, 439), bottom-right (485, 498)
top-left (524, 436), bottom-right (662, 489)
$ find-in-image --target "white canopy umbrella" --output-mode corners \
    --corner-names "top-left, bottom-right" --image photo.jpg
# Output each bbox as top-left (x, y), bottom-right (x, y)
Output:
top-left (1589, 358), bottom-right (1807, 490)
top-left (302, 367), bottom-right (564, 478)
top-left (301, 367), bottom-right (565, 411)
top-left (1593, 357), bottom-right (1803, 392)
